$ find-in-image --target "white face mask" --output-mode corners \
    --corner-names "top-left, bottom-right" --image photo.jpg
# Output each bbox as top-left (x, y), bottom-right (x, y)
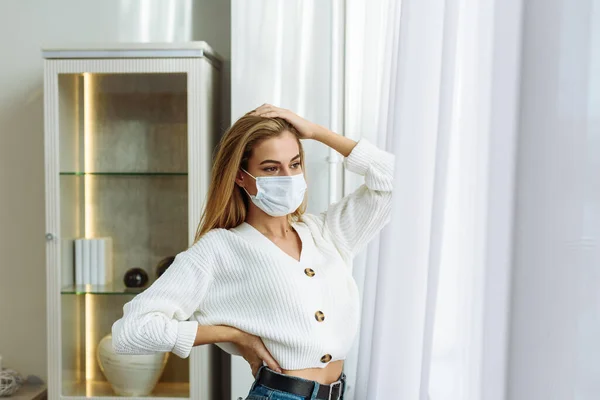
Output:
top-left (240, 168), bottom-right (307, 217)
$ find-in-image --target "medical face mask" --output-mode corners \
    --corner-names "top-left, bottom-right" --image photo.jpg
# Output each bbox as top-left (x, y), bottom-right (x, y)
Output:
top-left (240, 168), bottom-right (307, 217)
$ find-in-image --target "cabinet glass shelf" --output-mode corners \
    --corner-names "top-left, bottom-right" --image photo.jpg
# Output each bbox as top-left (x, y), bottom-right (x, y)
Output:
top-left (61, 282), bottom-right (149, 295)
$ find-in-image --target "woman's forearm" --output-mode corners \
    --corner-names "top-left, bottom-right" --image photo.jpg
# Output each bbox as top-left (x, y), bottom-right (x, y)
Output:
top-left (313, 128), bottom-right (358, 158)
top-left (193, 324), bottom-right (242, 347)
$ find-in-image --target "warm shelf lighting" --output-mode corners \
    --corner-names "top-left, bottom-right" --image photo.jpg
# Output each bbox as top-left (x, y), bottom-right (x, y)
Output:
top-left (83, 72), bottom-right (94, 239)
top-left (83, 73), bottom-right (97, 394)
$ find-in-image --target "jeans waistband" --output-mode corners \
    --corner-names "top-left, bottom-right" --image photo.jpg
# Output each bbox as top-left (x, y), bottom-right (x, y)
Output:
top-left (251, 365), bottom-right (346, 400)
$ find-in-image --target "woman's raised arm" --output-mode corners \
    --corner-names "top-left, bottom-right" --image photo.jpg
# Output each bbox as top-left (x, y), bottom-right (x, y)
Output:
top-left (305, 135), bottom-right (396, 261)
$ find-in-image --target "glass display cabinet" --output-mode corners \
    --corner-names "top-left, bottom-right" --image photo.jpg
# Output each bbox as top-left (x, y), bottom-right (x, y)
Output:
top-left (42, 43), bottom-right (220, 400)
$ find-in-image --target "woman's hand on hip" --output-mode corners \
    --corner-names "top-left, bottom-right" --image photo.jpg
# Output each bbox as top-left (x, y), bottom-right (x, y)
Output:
top-left (231, 328), bottom-right (282, 378)
top-left (248, 103), bottom-right (328, 140)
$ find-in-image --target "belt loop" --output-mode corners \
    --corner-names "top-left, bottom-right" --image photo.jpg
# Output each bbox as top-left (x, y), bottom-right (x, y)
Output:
top-left (248, 365), bottom-right (265, 392)
top-left (309, 380), bottom-right (321, 400)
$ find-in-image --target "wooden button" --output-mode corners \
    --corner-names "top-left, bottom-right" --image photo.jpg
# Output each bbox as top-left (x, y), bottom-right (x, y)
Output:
top-left (320, 354), bottom-right (332, 363)
top-left (304, 268), bottom-right (315, 277)
top-left (315, 310), bottom-right (325, 322)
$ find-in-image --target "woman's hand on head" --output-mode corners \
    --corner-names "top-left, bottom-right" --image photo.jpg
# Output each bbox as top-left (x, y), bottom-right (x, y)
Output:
top-left (249, 104), bottom-right (327, 140)
top-left (231, 327), bottom-right (283, 378)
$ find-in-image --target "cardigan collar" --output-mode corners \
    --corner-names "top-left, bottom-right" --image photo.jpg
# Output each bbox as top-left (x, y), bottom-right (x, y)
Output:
top-left (231, 220), bottom-right (312, 264)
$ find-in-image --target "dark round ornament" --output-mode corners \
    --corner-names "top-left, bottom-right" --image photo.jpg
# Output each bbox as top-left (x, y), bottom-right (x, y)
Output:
top-left (156, 256), bottom-right (176, 278)
top-left (123, 268), bottom-right (149, 288)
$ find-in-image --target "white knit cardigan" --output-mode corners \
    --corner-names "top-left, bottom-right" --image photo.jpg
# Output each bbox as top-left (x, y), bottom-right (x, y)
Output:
top-left (111, 138), bottom-right (395, 370)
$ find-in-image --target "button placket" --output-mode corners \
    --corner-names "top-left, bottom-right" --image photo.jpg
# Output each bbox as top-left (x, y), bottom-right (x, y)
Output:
top-left (300, 246), bottom-right (335, 365)
top-left (310, 265), bottom-right (331, 364)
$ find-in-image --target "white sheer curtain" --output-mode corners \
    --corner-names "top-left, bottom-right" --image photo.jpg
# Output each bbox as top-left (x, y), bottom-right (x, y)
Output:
top-left (344, 0), bottom-right (521, 399)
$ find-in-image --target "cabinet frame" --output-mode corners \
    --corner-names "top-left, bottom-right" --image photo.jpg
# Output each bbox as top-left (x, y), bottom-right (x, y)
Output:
top-left (43, 45), bottom-right (220, 400)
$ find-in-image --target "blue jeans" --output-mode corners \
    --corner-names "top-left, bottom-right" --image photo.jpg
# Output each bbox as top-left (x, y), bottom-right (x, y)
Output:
top-left (243, 365), bottom-right (347, 400)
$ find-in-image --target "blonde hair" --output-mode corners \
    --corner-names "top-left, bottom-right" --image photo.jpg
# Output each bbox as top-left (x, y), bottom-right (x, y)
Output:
top-left (193, 115), bottom-right (307, 243)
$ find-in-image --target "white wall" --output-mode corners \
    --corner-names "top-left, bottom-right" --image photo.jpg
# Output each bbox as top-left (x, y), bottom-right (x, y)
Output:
top-left (0, 0), bottom-right (230, 381)
top-left (508, 0), bottom-right (600, 398)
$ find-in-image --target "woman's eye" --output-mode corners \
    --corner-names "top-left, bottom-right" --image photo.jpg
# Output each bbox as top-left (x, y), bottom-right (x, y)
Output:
top-left (291, 162), bottom-right (301, 169)
top-left (263, 167), bottom-right (277, 172)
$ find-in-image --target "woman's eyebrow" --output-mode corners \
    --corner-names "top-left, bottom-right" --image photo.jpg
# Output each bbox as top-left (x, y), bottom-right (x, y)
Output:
top-left (259, 154), bottom-right (301, 165)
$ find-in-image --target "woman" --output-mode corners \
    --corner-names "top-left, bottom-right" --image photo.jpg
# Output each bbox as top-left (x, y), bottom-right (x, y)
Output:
top-left (111, 104), bottom-right (395, 400)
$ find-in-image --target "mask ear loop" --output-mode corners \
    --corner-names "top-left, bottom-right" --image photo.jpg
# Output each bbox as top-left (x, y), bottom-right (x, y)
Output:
top-left (240, 168), bottom-right (257, 198)
top-left (241, 186), bottom-right (252, 198)
top-left (240, 168), bottom-right (257, 180)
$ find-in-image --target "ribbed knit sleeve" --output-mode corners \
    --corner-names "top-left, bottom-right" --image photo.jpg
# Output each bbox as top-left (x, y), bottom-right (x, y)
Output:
top-left (306, 138), bottom-right (395, 260)
top-left (111, 249), bottom-right (214, 359)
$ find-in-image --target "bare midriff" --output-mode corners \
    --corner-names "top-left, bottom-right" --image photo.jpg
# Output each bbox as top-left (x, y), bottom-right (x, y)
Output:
top-left (281, 360), bottom-right (344, 385)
